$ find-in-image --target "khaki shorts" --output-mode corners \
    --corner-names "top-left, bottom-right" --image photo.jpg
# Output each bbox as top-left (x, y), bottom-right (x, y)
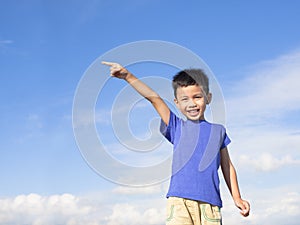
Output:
top-left (166, 197), bottom-right (222, 225)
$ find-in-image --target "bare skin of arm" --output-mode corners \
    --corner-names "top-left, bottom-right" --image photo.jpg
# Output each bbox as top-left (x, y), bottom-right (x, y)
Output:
top-left (102, 61), bottom-right (170, 125)
top-left (221, 147), bottom-right (250, 217)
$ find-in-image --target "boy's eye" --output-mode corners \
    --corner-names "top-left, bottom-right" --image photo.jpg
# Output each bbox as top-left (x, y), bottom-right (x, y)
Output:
top-left (195, 95), bottom-right (203, 99)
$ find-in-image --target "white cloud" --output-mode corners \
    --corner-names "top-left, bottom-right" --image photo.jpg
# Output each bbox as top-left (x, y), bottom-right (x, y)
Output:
top-left (223, 50), bottom-right (300, 174)
top-left (221, 186), bottom-right (300, 225)
top-left (226, 49), bottom-right (300, 126)
top-left (227, 128), bottom-right (300, 173)
top-left (2, 187), bottom-right (300, 225)
top-left (112, 183), bottom-right (168, 195)
top-left (106, 203), bottom-right (164, 225)
top-left (0, 193), bottom-right (165, 225)
top-left (238, 152), bottom-right (300, 172)
top-left (0, 193), bottom-right (97, 225)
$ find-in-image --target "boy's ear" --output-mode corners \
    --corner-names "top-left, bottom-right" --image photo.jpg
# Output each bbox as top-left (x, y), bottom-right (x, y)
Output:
top-left (206, 93), bottom-right (212, 104)
top-left (174, 98), bottom-right (179, 105)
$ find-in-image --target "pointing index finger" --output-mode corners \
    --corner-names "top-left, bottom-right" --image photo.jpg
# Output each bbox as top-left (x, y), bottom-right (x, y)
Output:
top-left (101, 61), bottom-right (115, 66)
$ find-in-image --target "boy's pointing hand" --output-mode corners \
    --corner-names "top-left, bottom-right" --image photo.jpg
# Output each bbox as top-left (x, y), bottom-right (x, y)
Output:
top-left (102, 61), bottom-right (129, 79)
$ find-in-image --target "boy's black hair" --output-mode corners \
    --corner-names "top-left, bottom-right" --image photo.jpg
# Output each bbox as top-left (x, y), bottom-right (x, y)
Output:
top-left (172, 69), bottom-right (209, 98)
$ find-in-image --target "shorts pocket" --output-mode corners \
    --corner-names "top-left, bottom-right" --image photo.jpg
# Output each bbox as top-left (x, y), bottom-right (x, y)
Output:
top-left (201, 204), bottom-right (222, 223)
top-left (166, 204), bottom-right (175, 222)
top-left (166, 197), bottom-right (193, 224)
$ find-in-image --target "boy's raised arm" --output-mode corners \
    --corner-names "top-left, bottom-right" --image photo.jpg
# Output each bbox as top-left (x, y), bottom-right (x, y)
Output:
top-left (102, 61), bottom-right (170, 125)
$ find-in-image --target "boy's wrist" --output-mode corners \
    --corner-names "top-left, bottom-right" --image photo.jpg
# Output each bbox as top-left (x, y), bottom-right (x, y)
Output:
top-left (233, 195), bottom-right (242, 202)
top-left (124, 72), bottom-right (135, 82)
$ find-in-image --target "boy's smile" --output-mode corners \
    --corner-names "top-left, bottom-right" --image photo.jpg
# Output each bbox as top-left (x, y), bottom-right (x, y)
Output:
top-left (174, 84), bottom-right (211, 121)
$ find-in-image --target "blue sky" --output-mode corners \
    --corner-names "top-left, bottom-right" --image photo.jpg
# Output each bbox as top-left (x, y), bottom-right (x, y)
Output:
top-left (1, 0), bottom-right (300, 224)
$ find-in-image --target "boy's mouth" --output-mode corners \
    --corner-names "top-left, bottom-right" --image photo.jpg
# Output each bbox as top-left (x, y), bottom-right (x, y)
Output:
top-left (187, 109), bottom-right (200, 116)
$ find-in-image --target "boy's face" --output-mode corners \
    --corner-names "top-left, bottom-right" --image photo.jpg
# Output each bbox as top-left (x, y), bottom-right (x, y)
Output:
top-left (174, 84), bottom-right (211, 121)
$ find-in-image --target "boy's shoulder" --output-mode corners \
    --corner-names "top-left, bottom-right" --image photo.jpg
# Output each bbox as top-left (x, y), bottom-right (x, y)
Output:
top-left (205, 121), bottom-right (226, 128)
top-left (203, 121), bottom-right (227, 134)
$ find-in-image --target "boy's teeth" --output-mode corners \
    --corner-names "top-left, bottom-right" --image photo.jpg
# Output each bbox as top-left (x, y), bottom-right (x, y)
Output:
top-left (188, 110), bottom-right (198, 114)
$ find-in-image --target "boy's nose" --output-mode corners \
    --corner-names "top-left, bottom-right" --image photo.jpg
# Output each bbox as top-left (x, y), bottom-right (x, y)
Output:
top-left (187, 99), bottom-right (197, 108)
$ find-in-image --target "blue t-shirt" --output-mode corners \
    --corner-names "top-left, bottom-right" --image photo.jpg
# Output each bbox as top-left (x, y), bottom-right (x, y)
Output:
top-left (160, 111), bottom-right (231, 207)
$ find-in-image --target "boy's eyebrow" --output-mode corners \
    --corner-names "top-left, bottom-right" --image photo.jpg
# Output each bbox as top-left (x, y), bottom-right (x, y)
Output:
top-left (178, 96), bottom-right (187, 100)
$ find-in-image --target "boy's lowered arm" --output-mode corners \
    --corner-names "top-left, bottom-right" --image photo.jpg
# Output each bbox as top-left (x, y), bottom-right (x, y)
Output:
top-left (102, 61), bottom-right (170, 125)
top-left (220, 147), bottom-right (250, 217)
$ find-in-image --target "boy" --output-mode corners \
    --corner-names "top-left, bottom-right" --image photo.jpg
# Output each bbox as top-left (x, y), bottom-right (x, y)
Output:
top-left (102, 61), bottom-right (250, 225)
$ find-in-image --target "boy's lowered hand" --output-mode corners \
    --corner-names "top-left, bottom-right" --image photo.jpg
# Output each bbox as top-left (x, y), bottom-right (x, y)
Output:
top-left (102, 61), bottom-right (129, 79)
top-left (234, 197), bottom-right (250, 217)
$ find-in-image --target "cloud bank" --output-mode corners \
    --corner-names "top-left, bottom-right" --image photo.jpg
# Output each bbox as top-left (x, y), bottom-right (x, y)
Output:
top-left (1, 188), bottom-right (300, 225)
top-left (0, 193), bottom-right (165, 225)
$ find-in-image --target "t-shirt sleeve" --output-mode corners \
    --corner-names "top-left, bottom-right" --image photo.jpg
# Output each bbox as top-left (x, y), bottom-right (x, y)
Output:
top-left (160, 110), bottom-right (178, 144)
top-left (221, 129), bottom-right (231, 149)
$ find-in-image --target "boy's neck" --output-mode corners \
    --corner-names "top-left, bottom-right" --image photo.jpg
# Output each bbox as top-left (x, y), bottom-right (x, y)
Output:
top-left (185, 117), bottom-right (206, 123)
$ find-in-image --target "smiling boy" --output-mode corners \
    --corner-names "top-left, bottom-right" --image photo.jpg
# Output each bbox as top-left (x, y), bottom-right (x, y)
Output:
top-left (102, 61), bottom-right (250, 225)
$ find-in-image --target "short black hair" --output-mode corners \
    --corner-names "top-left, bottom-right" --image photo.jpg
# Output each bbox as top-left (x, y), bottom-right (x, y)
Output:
top-left (172, 69), bottom-right (209, 98)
